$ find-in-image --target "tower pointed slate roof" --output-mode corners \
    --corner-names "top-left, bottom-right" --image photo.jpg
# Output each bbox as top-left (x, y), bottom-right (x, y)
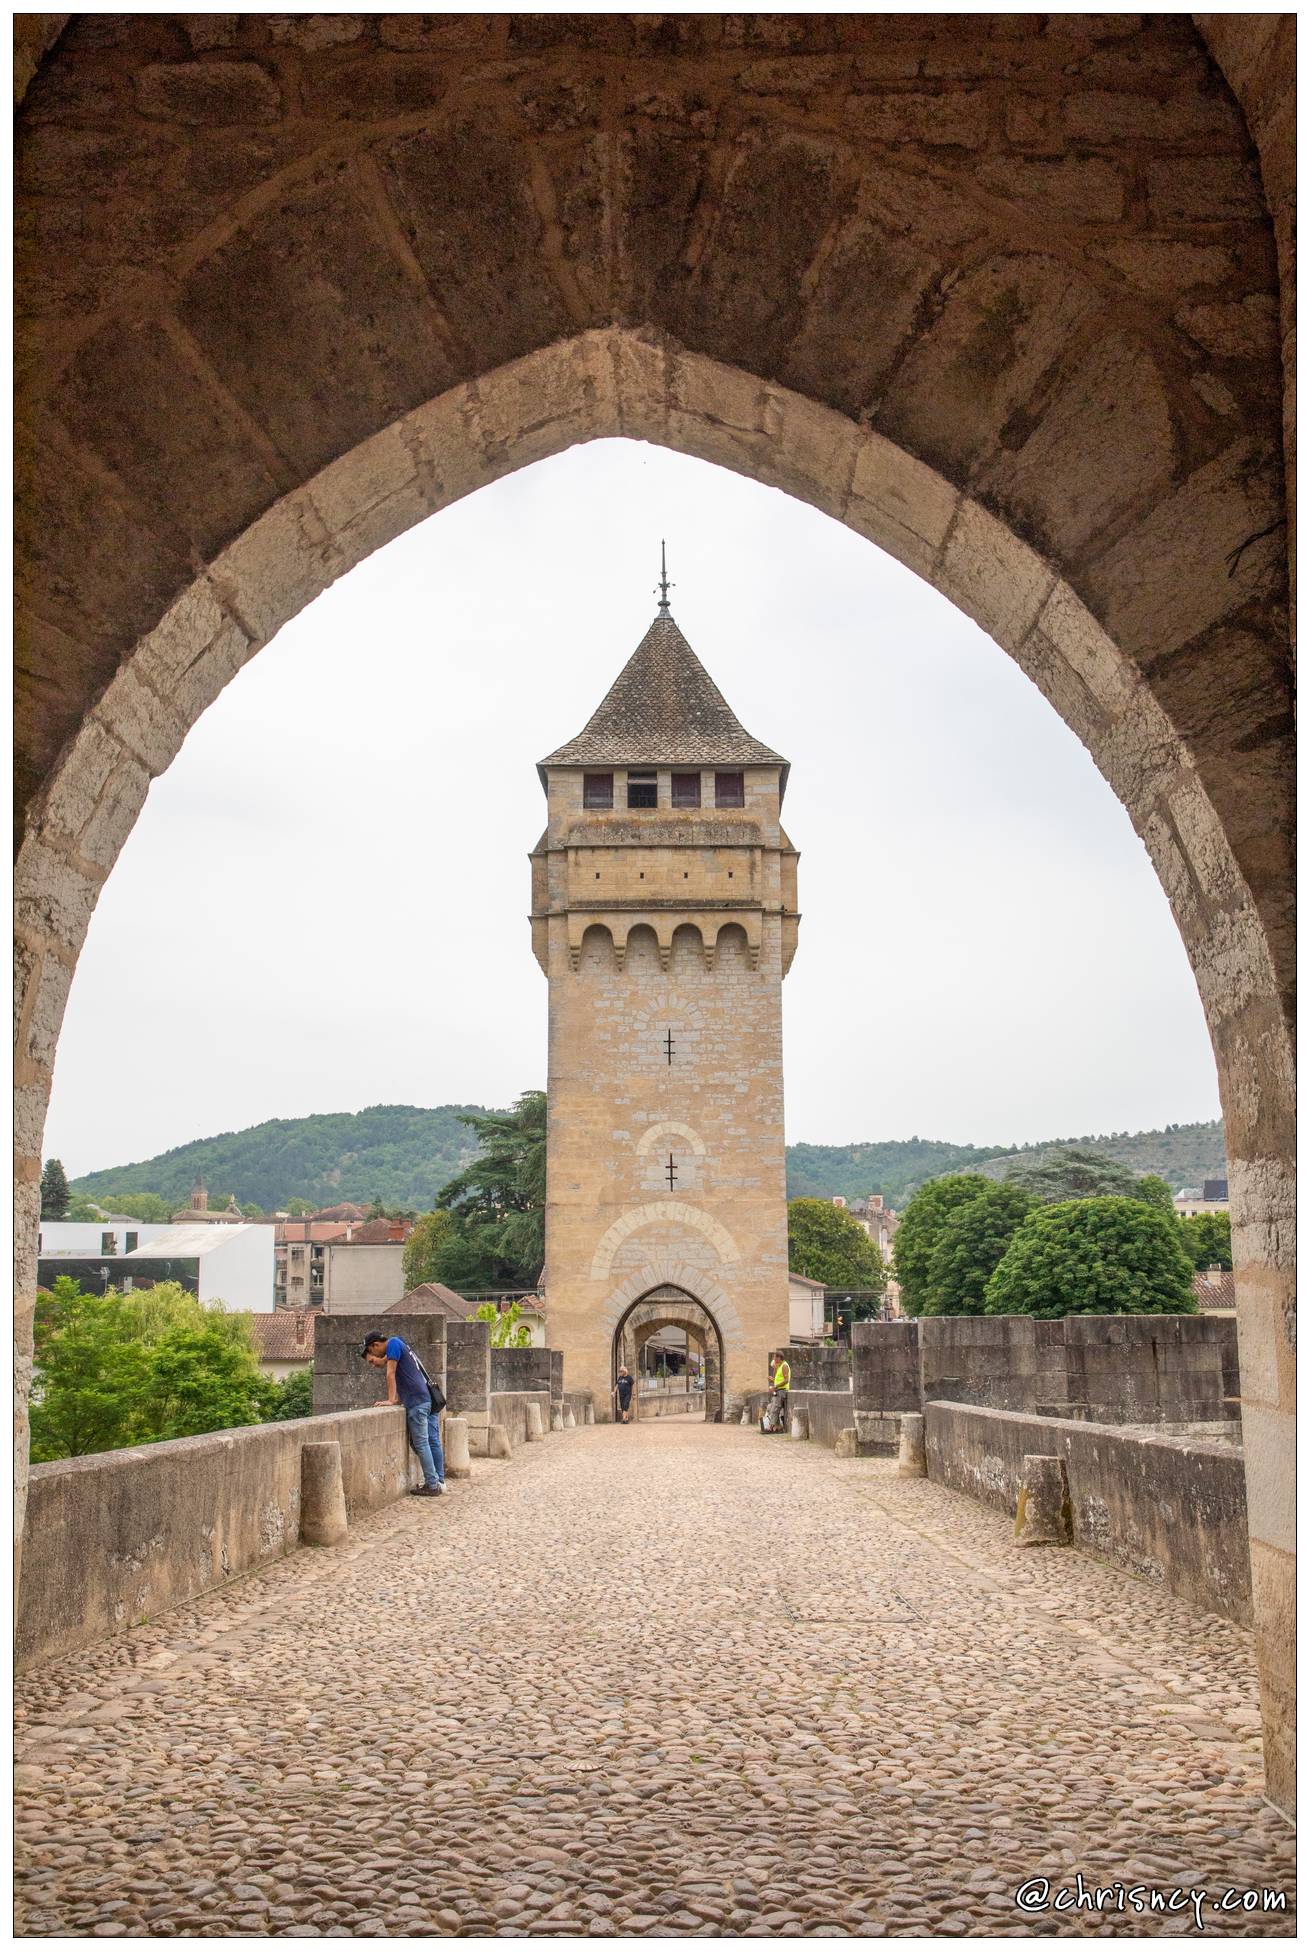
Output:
top-left (538, 609), bottom-right (788, 788)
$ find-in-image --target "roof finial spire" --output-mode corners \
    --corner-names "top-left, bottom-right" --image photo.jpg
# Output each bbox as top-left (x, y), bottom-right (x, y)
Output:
top-left (655, 539), bottom-right (674, 616)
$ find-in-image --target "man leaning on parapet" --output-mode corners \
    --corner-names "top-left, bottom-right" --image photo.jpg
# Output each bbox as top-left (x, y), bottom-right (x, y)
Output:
top-left (362, 1331), bottom-right (446, 1498)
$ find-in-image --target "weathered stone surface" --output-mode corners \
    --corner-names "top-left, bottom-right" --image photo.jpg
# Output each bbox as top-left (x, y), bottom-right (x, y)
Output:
top-left (897, 1412), bottom-right (926, 1478)
top-left (1013, 1453), bottom-right (1072, 1546)
top-left (300, 1441), bottom-right (348, 1548)
top-left (443, 1415), bottom-right (472, 1482)
top-left (134, 60), bottom-right (282, 125)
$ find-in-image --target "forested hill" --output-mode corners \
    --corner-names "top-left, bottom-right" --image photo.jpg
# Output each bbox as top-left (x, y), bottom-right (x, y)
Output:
top-left (74, 1106), bottom-right (1227, 1215)
top-left (72, 1105), bottom-right (490, 1214)
top-left (786, 1121), bottom-right (1226, 1206)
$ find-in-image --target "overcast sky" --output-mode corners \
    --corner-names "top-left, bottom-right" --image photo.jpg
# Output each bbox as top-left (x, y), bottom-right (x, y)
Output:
top-left (44, 439), bottom-right (1221, 1179)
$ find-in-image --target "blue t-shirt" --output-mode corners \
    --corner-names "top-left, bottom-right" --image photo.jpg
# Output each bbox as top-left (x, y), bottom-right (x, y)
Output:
top-left (385, 1336), bottom-right (431, 1411)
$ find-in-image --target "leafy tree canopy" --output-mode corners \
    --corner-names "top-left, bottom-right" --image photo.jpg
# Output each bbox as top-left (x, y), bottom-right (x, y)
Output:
top-left (106, 1191), bottom-right (172, 1224)
top-left (922, 1183), bottom-right (1036, 1317)
top-left (475, 1300), bottom-right (534, 1349)
top-left (1002, 1148), bottom-right (1176, 1210)
top-left (30, 1279), bottom-right (277, 1462)
top-left (268, 1366), bottom-right (314, 1421)
top-left (787, 1199), bottom-right (887, 1290)
top-left (402, 1209), bottom-right (461, 1292)
top-left (893, 1175), bottom-right (992, 1315)
top-left (433, 1092), bottom-right (547, 1290)
top-left (1178, 1212), bottom-right (1232, 1271)
top-left (984, 1197), bottom-right (1197, 1320)
top-left (40, 1158), bottom-right (70, 1221)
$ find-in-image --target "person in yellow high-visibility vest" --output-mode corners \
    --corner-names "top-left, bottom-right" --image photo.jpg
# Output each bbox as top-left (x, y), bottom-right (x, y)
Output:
top-left (771, 1351), bottom-right (791, 1431)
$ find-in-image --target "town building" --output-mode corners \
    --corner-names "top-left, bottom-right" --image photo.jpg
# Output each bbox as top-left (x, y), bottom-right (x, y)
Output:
top-left (532, 573), bottom-right (798, 1419)
top-left (172, 1176), bottom-right (242, 1224)
top-left (274, 1211), bottom-right (411, 1310)
top-left (38, 1220), bottom-right (273, 1311)
top-left (1174, 1181), bottom-right (1231, 1218)
top-left (248, 1308), bottom-right (316, 1380)
top-left (788, 1271), bottom-right (827, 1342)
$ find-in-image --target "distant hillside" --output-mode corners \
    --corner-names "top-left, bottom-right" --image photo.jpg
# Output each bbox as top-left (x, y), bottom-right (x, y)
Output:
top-left (74, 1106), bottom-right (1227, 1215)
top-left (783, 1121), bottom-right (1226, 1207)
top-left (73, 1104), bottom-right (491, 1214)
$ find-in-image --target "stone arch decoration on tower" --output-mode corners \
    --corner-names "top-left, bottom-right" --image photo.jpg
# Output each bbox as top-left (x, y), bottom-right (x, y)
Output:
top-left (14, 16), bottom-right (1294, 1808)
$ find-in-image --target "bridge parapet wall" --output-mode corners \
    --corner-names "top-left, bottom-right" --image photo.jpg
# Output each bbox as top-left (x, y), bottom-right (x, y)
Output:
top-left (926, 1401), bottom-right (1250, 1626)
top-left (854, 1315), bottom-right (1238, 1425)
top-left (17, 1409), bottom-right (412, 1669)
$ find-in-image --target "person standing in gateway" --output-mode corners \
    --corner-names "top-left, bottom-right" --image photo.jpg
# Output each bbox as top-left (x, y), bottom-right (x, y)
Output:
top-left (362, 1331), bottom-right (446, 1498)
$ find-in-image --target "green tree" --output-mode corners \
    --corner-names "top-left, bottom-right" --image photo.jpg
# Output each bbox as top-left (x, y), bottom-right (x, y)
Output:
top-left (1135, 1173), bottom-right (1178, 1214)
top-left (140, 1323), bottom-right (278, 1440)
top-left (475, 1300), bottom-right (533, 1349)
top-left (922, 1184), bottom-right (1036, 1316)
top-left (893, 1174), bottom-right (992, 1315)
top-left (285, 1197), bottom-right (316, 1216)
top-left (64, 1191), bottom-right (109, 1221)
top-left (267, 1366), bottom-right (315, 1420)
top-left (434, 1091), bottom-right (547, 1288)
top-left (40, 1158), bottom-right (70, 1220)
top-left (402, 1208), bottom-right (461, 1290)
top-left (104, 1190), bottom-right (172, 1224)
top-left (30, 1281), bottom-right (276, 1460)
top-left (1005, 1148), bottom-right (1150, 1204)
top-left (1177, 1212), bottom-right (1232, 1271)
top-left (985, 1197), bottom-right (1197, 1319)
top-left (30, 1289), bottom-right (153, 1460)
top-left (786, 1199), bottom-right (887, 1290)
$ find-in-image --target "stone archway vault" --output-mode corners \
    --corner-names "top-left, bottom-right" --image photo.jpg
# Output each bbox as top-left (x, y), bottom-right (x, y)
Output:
top-left (13, 13), bottom-right (1294, 1812)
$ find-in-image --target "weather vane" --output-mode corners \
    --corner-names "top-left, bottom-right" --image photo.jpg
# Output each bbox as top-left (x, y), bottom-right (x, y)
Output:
top-left (655, 539), bottom-right (674, 615)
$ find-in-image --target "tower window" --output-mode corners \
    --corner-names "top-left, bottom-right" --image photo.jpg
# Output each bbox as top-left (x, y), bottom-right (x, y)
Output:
top-left (672, 771), bottom-right (701, 808)
top-left (583, 772), bottom-right (613, 809)
top-left (715, 770), bottom-right (745, 808)
top-left (627, 770), bottom-right (658, 809)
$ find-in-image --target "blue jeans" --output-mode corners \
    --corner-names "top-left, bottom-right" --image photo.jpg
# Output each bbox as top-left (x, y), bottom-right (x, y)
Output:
top-left (405, 1402), bottom-right (445, 1488)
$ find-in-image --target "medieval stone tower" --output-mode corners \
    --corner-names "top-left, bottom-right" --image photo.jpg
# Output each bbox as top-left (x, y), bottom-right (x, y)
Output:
top-left (531, 574), bottom-right (799, 1421)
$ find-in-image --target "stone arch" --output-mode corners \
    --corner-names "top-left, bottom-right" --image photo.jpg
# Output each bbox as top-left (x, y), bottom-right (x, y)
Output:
top-left (635, 1122), bottom-right (708, 1159)
top-left (589, 1200), bottom-right (742, 1285)
top-left (613, 1285), bottom-right (726, 1426)
top-left (573, 922), bottom-right (616, 975)
top-left (13, 16), bottom-right (1293, 1802)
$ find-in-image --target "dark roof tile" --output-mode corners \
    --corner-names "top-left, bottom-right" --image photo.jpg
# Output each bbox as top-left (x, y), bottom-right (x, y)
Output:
top-left (539, 612), bottom-right (787, 774)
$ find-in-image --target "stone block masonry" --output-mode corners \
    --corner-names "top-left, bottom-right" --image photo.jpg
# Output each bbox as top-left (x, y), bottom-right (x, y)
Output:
top-left (313, 1313), bottom-right (446, 1416)
top-left (854, 1314), bottom-right (1238, 1425)
top-left (926, 1402), bottom-right (1251, 1625)
top-left (16, 1409), bottom-right (413, 1668)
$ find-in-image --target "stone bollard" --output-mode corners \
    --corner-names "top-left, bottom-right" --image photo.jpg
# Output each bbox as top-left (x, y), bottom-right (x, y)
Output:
top-left (525, 1401), bottom-right (545, 1443)
top-left (583, 1400), bottom-right (595, 1426)
top-left (444, 1414), bottom-right (472, 1480)
top-left (550, 1402), bottom-right (565, 1433)
top-left (740, 1407), bottom-right (752, 1428)
top-left (487, 1423), bottom-right (513, 1459)
top-left (1014, 1454), bottom-right (1073, 1547)
top-left (834, 1428), bottom-right (859, 1459)
top-left (789, 1405), bottom-right (810, 1442)
top-left (897, 1412), bottom-right (926, 1477)
top-left (300, 1441), bottom-right (348, 1547)
top-left (564, 1405), bottom-right (577, 1430)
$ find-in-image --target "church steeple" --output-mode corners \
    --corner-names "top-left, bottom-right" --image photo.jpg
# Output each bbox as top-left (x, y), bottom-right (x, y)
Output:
top-left (655, 540), bottom-right (673, 617)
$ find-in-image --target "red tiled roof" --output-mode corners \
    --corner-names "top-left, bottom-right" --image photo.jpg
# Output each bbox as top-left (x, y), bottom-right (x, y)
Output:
top-left (1193, 1270), bottom-right (1236, 1310)
top-left (312, 1203), bottom-right (368, 1223)
top-left (249, 1310), bottom-right (317, 1360)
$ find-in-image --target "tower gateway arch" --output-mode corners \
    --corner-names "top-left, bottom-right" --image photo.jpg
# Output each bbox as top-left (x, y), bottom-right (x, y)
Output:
top-left (530, 571), bottom-right (799, 1419)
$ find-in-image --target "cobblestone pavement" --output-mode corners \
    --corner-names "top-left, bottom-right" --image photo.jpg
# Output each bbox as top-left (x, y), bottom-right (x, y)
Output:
top-left (14, 1423), bottom-right (1296, 1938)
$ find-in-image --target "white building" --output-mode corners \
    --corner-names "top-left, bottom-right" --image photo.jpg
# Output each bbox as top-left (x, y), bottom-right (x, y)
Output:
top-left (38, 1220), bottom-right (273, 1312)
top-left (788, 1271), bottom-right (827, 1342)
